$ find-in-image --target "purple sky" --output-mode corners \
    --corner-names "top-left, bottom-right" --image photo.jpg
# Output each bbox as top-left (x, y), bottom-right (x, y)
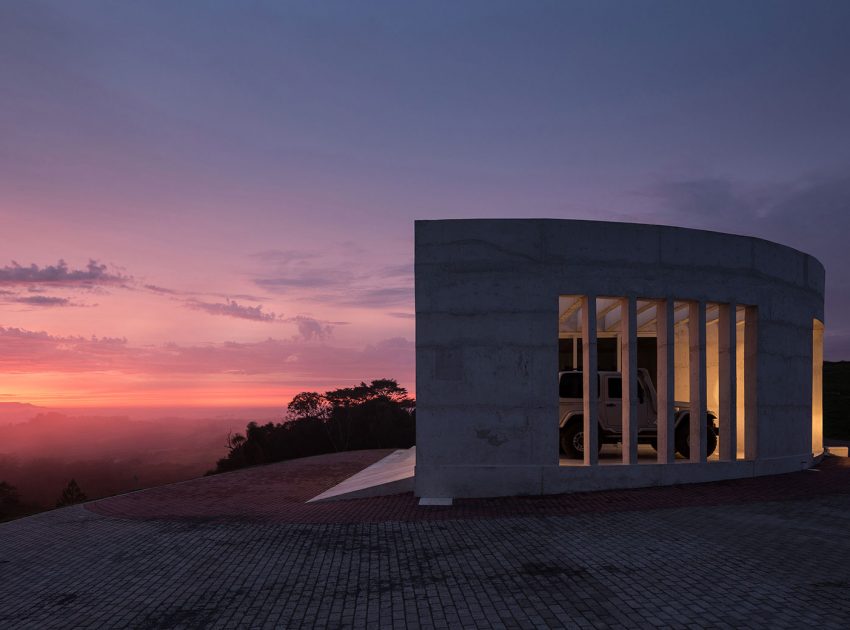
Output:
top-left (1, 1), bottom-right (848, 407)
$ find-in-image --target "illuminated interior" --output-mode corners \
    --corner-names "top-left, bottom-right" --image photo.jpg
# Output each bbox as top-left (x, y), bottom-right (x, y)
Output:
top-left (558, 295), bottom-right (756, 466)
top-left (812, 319), bottom-right (824, 455)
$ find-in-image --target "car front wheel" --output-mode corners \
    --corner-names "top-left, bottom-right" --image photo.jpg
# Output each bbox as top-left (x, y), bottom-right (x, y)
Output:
top-left (560, 422), bottom-right (603, 459)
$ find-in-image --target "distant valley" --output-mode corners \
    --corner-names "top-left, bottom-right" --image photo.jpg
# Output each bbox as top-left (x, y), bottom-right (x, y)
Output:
top-left (0, 405), bottom-right (282, 508)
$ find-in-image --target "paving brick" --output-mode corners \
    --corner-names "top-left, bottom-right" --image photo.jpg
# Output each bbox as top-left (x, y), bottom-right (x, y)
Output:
top-left (1, 454), bottom-right (849, 628)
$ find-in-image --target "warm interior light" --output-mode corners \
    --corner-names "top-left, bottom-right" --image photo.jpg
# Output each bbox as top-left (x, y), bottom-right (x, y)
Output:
top-left (812, 319), bottom-right (824, 455)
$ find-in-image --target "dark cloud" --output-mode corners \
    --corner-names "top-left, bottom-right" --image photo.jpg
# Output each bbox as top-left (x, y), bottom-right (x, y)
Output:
top-left (144, 283), bottom-right (269, 303)
top-left (143, 284), bottom-right (180, 295)
top-left (252, 250), bottom-right (414, 309)
top-left (0, 292), bottom-right (90, 308)
top-left (250, 250), bottom-right (319, 265)
top-left (0, 259), bottom-right (128, 288)
top-left (640, 173), bottom-right (850, 240)
top-left (255, 268), bottom-right (354, 291)
top-left (150, 276), bottom-right (343, 340)
top-left (364, 336), bottom-right (415, 354)
top-left (213, 293), bottom-right (269, 302)
top-left (334, 286), bottom-right (413, 308)
top-left (640, 178), bottom-right (757, 227)
top-left (185, 299), bottom-right (278, 322)
top-left (251, 249), bottom-right (354, 291)
top-left (378, 263), bottom-right (414, 279)
top-left (12, 296), bottom-right (72, 307)
top-left (285, 316), bottom-right (333, 341)
top-left (388, 312), bottom-right (415, 319)
top-left (640, 172), bottom-right (850, 359)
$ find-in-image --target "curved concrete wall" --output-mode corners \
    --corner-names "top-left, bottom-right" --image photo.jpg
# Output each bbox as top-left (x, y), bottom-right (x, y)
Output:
top-left (414, 219), bottom-right (825, 498)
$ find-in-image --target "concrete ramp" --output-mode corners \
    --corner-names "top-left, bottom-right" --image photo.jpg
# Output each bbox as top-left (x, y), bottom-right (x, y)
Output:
top-left (307, 447), bottom-right (415, 502)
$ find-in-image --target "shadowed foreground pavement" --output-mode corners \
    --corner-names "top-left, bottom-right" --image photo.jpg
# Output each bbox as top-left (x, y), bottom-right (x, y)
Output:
top-left (2, 452), bottom-right (850, 629)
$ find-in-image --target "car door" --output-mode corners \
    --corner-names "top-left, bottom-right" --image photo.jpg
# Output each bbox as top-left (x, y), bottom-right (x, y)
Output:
top-left (636, 380), bottom-right (653, 430)
top-left (602, 375), bottom-right (622, 431)
top-left (558, 372), bottom-right (582, 424)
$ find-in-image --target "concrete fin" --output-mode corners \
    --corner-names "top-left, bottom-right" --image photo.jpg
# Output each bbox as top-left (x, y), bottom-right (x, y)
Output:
top-left (307, 447), bottom-right (416, 503)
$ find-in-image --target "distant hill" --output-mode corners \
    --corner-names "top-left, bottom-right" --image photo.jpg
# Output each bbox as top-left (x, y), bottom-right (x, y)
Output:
top-left (825, 361), bottom-right (850, 440)
top-left (0, 402), bottom-right (48, 425)
top-left (0, 412), bottom-right (241, 461)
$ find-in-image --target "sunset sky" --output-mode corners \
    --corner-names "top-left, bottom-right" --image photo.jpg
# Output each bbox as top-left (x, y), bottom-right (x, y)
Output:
top-left (2, 1), bottom-right (849, 410)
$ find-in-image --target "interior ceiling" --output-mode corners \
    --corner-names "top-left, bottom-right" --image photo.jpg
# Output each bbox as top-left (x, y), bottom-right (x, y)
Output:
top-left (558, 296), bottom-right (746, 335)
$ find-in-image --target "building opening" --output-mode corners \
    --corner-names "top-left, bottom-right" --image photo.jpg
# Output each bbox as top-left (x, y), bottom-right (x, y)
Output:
top-left (813, 319), bottom-right (824, 455)
top-left (558, 295), bottom-right (757, 466)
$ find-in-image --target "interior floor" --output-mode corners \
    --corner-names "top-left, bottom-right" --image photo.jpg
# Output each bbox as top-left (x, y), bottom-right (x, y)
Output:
top-left (559, 443), bottom-right (723, 466)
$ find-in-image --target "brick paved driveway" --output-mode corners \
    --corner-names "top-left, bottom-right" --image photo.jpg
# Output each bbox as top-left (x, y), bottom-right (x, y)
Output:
top-left (2, 453), bottom-right (850, 629)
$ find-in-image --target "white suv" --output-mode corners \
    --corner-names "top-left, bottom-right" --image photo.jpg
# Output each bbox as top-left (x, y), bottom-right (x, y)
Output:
top-left (558, 369), bottom-right (718, 459)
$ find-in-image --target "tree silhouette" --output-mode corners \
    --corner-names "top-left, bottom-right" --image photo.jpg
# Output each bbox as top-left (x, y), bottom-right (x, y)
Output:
top-left (56, 478), bottom-right (88, 507)
top-left (210, 378), bottom-right (415, 474)
top-left (287, 391), bottom-right (329, 420)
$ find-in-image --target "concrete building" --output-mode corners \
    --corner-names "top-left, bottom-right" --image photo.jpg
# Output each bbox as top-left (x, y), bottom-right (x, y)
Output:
top-left (414, 219), bottom-right (825, 499)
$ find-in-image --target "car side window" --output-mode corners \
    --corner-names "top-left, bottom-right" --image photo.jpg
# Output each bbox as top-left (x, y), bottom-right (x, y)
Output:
top-left (558, 373), bottom-right (601, 399)
top-left (604, 377), bottom-right (646, 403)
top-left (559, 373), bottom-right (582, 398)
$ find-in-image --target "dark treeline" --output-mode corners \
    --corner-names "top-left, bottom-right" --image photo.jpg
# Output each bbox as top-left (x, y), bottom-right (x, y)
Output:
top-left (0, 456), bottom-right (210, 522)
top-left (0, 480), bottom-right (34, 521)
top-left (1, 478), bottom-right (89, 522)
top-left (210, 379), bottom-right (415, 474)
top-left (825, 361), bottom-right (850, 439)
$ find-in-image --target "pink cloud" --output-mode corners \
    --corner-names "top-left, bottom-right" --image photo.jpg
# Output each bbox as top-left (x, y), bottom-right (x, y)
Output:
top-left (0, 326), bottom-right (413, 382)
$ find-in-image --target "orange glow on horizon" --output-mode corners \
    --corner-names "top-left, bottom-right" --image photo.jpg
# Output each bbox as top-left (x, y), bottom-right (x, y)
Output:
top-left (0, 371), bottom-right (416, 409)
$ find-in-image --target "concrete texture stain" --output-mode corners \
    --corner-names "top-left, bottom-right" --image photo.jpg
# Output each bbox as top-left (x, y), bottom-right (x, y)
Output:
top-left (476, 428), bottom-right (508, 446)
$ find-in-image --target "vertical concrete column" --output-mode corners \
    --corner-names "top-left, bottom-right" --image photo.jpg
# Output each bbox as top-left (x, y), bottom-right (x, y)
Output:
top-left (656, 299), bottom-right (675, 464)
top-left (744, 306), bottom-right (758, 460)
top-left (581, 295), bottom-right (599, 466)
top-left (718, 302), bottom-right (737, 461)
top-left (688, 301), bottom-right (707, 463)
top-left (620, 296), bottom-right (638, 464)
